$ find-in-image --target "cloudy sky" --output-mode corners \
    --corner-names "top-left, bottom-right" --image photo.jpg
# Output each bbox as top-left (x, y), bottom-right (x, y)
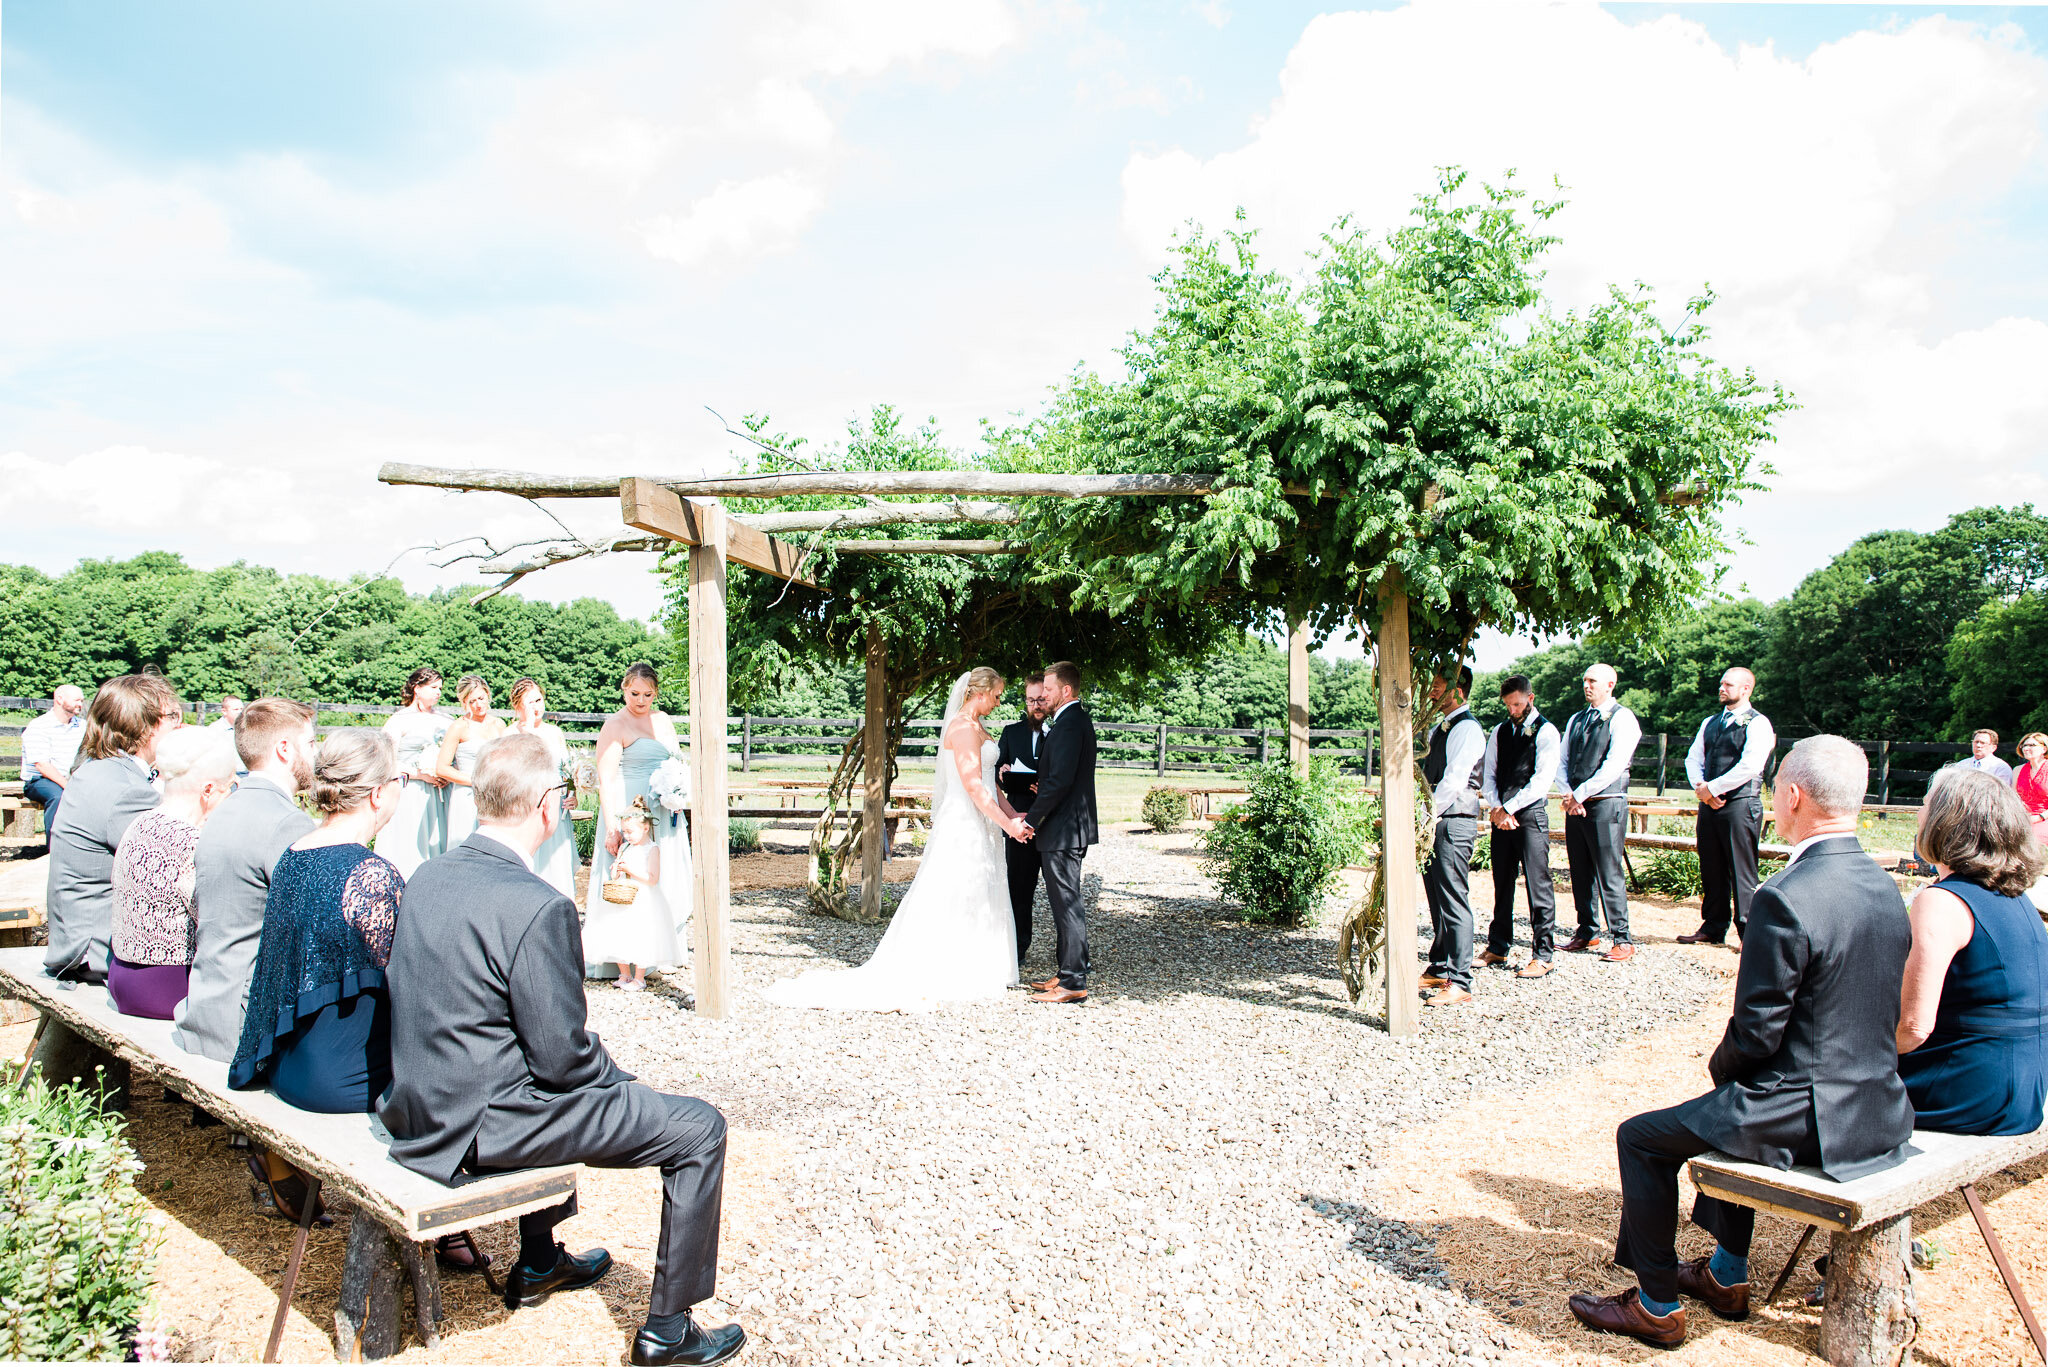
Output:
top-left (5, 1), bottom-right (2046, 665)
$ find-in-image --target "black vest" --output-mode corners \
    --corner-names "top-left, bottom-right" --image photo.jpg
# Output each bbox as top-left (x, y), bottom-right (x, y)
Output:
top-left (1702, 709), bottom-right (1762, 799)
top-left (1424, 711), bottom-right (1484, 807)
top-left (1566, 706), bottom-right (1631, 798)
top-left (1494, 713), bottom-right (1546, 795)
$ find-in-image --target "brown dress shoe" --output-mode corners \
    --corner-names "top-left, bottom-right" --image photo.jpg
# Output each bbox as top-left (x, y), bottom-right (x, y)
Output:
top-left (1563, 934), bottom-right (1607, 954)
top-left (1029, 976), bottom-right (1061, 993)
top-left (1675, 931), bottom-right (1725, 946)
top-left (1030, 986), bottom-right (1087, 1004)
top-left (1676, 1257), bottom-right (1750, 1321)
top-left (1566, 1288), bottom-right (1686, 1349)
top-left (1423, 986), bottom-right (1473, 1007)
top-left (1603, 943), bottom-right (1637, 964)
top-left (1515, 960), bottom-right (1553, 979)
top-left (1478, 950), bottom-right (1509, 966)
top-left (1418, 974), bottom-right (1448, 991)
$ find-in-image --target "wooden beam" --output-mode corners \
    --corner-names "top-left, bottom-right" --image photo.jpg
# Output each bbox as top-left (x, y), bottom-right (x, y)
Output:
top-left (739, 503), bottom-right (1020, 533)
top-left (620, 476), bottom-right (819, 587)
top-left (688, 504), bottom-right (732, 1019)
top-left (1377, 573), bottom-right (1421, 1037)
top-left (834, 540), bottom-right (1025, 554)
top-left (861, 624), bottom-right (887, 926)
top-left (1288, 615), bottom-right (1311, 775)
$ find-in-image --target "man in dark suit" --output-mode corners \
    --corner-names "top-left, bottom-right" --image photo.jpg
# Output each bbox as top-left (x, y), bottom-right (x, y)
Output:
top-left (1021, 660), bottom-right (1098, 1004)
top-left (380, 734), bottom-right (745, 1367)
top-left (996, 671), bottom-right (1049, 968)
top-left (1567, 736), bottom-right (1914, 1350)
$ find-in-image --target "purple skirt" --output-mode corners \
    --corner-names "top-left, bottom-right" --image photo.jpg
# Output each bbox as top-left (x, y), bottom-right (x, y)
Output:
top-left (108, 958), bottom-right (190, 1020)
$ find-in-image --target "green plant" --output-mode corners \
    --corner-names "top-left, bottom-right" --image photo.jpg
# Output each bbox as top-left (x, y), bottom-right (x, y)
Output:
top-left (1141, 786), bottom-right (1192, 833)
top-left (729, 818), bottom-right (763, 854)
top-left (1630, 849), bottom-right (1786, 899)
top-left (0, 1071), bottom-right (162, 1361)
top-left (1202, 760), bottom-right (1367, 926)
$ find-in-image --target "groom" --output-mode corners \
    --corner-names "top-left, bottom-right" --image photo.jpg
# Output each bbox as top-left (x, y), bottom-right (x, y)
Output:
top-left (1020, 661), bottom-right (1099, 1004)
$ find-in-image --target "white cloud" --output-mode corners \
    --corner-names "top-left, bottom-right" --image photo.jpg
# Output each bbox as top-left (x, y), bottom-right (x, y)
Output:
top-left (637, 171), bottom-right (825, 267)
top-left (1, 446), bottom-right (319, 543)
top-left (1119, 6), bottom-right (2048, 503)
top-left (761, 0), bottom-right (1019, 77)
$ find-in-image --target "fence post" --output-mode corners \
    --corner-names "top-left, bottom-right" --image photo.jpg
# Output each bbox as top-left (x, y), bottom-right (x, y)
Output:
top-left (1364, 730), bottom-right (1375, 785)
top-left (741, 714), bottom-right (752, 772)
top-left (1156, 723), bottom-right (1167, 777)
top-left (1656, 733), bottom-right (1668, 795)
top-left (1258, 729), bottom-right (1270, 766)
top-left (1878, 739), bottom-right (1891, 805)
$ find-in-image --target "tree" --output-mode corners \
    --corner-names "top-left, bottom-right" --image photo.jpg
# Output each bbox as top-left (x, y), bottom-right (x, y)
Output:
top-left (1947, 593), bottom-right (2048, 740)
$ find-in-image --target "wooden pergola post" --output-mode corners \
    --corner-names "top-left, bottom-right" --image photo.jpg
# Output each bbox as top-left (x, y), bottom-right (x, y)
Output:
top-left (1287, 614), bottom-right (1311, 775)
top-left (1377, 573), bottom-right (1421, 1037)
top-left (861, 623), bottom-right (887, 924)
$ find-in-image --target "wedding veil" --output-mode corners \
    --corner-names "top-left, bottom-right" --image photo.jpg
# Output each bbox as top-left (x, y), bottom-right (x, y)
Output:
top-left (942, 670), bottom-right (973, 724)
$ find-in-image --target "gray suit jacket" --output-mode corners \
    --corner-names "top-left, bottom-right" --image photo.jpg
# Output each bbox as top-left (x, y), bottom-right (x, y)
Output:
top-left (171, 775), bottom-right (316, 1061)
top-left (380, 834), bottom-right (635, 1184)
top-left (44, 756), bottom-right (160, 981)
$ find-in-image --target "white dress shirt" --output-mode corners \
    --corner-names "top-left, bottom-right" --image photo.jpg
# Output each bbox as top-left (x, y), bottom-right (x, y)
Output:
top-left (1554, 701), bottom-right (1642, 804)
top-left (1481, 717), bottom-right (1561, 814)
top-left (1782, 830), bottom-right (1854, 867)
top-left (1428, 707), bottom-right (1487, 820)
top-left (19, 709), bottom-right (84, 782)
top-left (1684, 705), bottom-right (1778, 798)
top-left (1952, 753), bottom-right (2016, 785)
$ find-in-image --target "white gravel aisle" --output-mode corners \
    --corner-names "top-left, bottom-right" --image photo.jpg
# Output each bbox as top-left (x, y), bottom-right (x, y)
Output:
top-left (585, 829), bottom-right (1724, 1366)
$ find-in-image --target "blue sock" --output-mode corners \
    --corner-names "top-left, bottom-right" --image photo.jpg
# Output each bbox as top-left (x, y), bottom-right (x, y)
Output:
top-left (1638, 1291), bottom-right (1682, 1317)
top-left (1709, 1245), bottom-right (1749, 1285)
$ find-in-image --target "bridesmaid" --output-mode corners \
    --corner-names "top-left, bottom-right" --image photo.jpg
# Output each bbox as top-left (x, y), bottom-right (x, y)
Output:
top-left (374, 667), bottom-right (448, 878)
top-left (507, 676), bottom-right (580, 898)
top-left (584, 662), bottom-right (693, 981)
top-left (436, 675), bottom-right (504, 850)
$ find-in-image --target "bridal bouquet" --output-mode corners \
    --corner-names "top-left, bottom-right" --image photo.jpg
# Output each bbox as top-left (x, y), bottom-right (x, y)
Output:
top-left (647, 758), bottom-right (691, 816)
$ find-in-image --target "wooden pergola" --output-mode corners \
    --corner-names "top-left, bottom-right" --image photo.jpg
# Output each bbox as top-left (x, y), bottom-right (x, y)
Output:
top-left (379, 463), bottom-right (1420, 1032)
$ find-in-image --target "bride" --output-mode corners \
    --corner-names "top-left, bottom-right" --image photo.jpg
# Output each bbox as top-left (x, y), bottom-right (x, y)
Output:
top-left (764, 667), bottom-right (1029, 1012)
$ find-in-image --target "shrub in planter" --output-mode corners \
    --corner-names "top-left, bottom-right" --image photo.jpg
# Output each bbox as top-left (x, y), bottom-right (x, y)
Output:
top-left (0, 1072), bottom-right (162, 1361)
top-left (1202, 760), bottom-right (1367, 926)
top-left (1141, 787), bottom-right (1192, 834)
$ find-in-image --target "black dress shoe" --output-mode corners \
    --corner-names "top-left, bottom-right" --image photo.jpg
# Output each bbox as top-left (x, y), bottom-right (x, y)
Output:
top-left (630, 1314), bottom-right (747, 1366)
top-left (502, 1244), bottom-right (613, 1309)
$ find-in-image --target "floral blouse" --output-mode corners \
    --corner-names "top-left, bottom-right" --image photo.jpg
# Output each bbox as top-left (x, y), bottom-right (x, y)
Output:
top-left (111, 810), bottom-right (202, 966)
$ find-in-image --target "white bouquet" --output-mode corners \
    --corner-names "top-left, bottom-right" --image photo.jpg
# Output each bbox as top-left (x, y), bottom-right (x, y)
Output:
top-left (647, 757), bottom-right (692, 815)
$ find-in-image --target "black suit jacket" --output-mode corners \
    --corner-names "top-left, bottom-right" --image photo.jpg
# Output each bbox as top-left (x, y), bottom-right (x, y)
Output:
top-left (995, 718), bottom-right (1043, 813)
top-left (1023, 703), bottom-right (1099, 851)
top-left (379, 834), bottom-right (635, 1184)
top-left (1677, 835), bottom-right (1915, 1180)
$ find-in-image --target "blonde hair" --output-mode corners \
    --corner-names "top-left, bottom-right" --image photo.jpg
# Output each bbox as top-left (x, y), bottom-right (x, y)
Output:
top-left (471, 733), bottom-right (555, 820)
top-left (1918, 768), bottom-right (2046, 897)
top-left (508, 676), bottom-right (544, 710)
top-left (622, 796), bottom-right (655, 835)
top-left (456, 674), bottom-right (491, 705)
top-left (154, 728), bottom-right (239, 796)
top-left (963, 666), bottom-right (1006, 701)
top-left (308, 731), bottom-right (398, 815)
top-left (2020, 732), bottom-right (2048, 757)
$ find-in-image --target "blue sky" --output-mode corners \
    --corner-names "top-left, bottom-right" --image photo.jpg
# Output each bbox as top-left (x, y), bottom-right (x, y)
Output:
top-left (5, 2), bottom-right (2047, 669)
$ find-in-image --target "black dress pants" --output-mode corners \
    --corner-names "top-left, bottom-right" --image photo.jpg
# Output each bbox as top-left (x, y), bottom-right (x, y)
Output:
top-left (1039, 844), bottom-right (1090, 990)
top-left (1695, 794), bottom-right (1763, 942)
top-left (482, 1083), bottom-right (727, 1316)
top-left (1424, 813), bottom-right (1479, 989)
top-left (1486, 809), bottom-right (1556, 962)
top-left (1004, 835), bottom-right (1041, 962)
top-left (1565, 796), bottom-right (1631, 943)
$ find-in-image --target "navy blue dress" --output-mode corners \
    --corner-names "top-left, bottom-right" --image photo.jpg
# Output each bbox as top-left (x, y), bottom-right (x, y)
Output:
top-left (229, 845), bottom-right (403, 1114)
top-left (1898, 875), bottom-right (2048, 1136)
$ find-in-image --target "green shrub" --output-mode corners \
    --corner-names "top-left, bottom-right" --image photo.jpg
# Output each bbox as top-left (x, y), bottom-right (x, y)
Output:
top-left (1202, 760), bottom-right (1367, 926)
top-left (573, 815), bottom-right (596, 862)
top-left (0, 1072), bottom-right (161, 1361)
top-left (729, 818), bottom-right (763, 854)
top-left (1630, 850), bottom-right (1787, 899)
top-left (1141, 787), bottom-right (1192, 834)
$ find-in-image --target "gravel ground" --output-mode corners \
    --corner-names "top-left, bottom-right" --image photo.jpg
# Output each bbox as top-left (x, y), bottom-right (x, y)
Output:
top-left (584, 827), bottom-right (1726, 1367)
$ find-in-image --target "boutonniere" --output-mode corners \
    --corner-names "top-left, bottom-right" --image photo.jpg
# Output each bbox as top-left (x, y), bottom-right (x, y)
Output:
top-left (1519, 715), bottom-right (1540, 738)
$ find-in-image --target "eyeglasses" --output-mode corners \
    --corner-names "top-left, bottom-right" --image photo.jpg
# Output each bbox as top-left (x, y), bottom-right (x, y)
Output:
top-left (536, 781), bottom-right (572, 812)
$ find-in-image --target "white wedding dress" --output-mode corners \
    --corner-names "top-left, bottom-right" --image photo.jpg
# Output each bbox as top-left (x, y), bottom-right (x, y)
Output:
top-left (765, 682), bottom-right (1019, 1012)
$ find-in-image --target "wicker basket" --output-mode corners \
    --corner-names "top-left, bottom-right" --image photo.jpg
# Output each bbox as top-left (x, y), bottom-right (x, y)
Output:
top-left (601, 879), bottom-right (639, 905)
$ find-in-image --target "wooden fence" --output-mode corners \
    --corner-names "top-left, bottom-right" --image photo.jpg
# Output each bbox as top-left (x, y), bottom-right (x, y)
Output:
top-left (0, 696), bottom-right (1994, 798)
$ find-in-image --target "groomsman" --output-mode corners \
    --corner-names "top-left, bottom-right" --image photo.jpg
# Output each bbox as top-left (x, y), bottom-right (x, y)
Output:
top-left (996, 672), bottom-right (1049, 967)
top-left (1419, 668), bottom-right (1485, 1008)
top-left (1557, 663), bottom-right (1642, 963)
top-left (1678, 668), bottom-right (1777, 947)
top-left (1479, 675), bottom-right (1560, 980)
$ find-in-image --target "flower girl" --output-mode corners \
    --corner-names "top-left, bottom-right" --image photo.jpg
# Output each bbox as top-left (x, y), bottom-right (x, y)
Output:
top-left (582, 798), bottom-right (680, 991)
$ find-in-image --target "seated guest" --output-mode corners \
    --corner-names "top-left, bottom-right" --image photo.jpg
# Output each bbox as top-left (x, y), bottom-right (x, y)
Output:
top-left (380, 735), bottom-right (745, 1366)
top-left (1952, 728), bottom-right (2015, 784)
top-left (208, 696), bottom-right (246, 732)
top-left (1568, 736), bottom-right (1914, 1349)
top-left (2014, 733), bottom-right (2048, 841)
top-left (108, 729), bottom-right (239, 1019)
top-left (19, 684), bottom-right (86, 854)
top-left (229, 731), bottom-right (405, 1113)
top-left (45, 675), bottom-right (181, 983)
top-left (1897, 770), bottom-right (2048, 1135)
top-left (174, 699), bottom-right (319, 1061)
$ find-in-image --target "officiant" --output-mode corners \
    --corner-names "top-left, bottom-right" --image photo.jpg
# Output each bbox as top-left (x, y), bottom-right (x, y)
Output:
top-left (996, 671), bottom-right (1049, 967)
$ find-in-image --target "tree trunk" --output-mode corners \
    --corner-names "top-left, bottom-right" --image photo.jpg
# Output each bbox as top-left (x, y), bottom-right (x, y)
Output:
top-left (861, 624), bottom-right (888, 925)
top-left (1377, 574), bottom-right (1421, 1037)
top-left (1820, 1217), bottom-right (1919, 1367)
top-left (1288, 614), bottom-right (1311, 774)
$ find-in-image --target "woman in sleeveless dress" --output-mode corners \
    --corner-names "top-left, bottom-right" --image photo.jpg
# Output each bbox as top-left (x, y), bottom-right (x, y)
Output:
top-left (585, 662), bottom-right (693, 980)
top-left (374, 667), bottom-right (448, 878)
top-left (436, 674), bottom-right (504, 851)
top-left (507, 676), bottom-right (580, 898)
top-left (765, 667), bottom-right (1027, 1012)
top-left (1898, 769), bottom-right (2048, 1135)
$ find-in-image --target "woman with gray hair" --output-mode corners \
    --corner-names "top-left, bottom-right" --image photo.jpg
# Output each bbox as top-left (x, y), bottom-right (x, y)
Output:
top-left (107, 728), bottom-right (240, 1018)
top-left (1897, 768), bottom-right (2048, 1135)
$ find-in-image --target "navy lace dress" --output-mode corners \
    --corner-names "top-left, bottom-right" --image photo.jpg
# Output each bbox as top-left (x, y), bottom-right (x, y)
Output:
top-left (228, 845), bottom-right (403, 1113)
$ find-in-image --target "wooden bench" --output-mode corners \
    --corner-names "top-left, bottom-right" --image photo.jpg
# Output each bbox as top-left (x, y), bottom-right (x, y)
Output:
top-left (0, 778), bottom-right (44, 850)
top-left (0, 947), bottom-right (579, 1362)
top-left (1689, 1125), bottom-right (2048, 1364)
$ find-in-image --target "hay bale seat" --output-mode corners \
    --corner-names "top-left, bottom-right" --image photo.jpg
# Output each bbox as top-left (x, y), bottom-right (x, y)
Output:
top-left (0, 946), bottom-right (579, 1362)
top-left (1689, 1125), bottom-right (2048, 1365)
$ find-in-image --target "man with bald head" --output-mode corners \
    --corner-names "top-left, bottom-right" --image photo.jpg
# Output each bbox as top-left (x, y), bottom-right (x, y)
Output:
top-left (1556, 663), bottom-right (1642, 962)
top-left (1679, 668), bottom-right (1777, 947)
top-left (19, 684), bottom-right (87, 854)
